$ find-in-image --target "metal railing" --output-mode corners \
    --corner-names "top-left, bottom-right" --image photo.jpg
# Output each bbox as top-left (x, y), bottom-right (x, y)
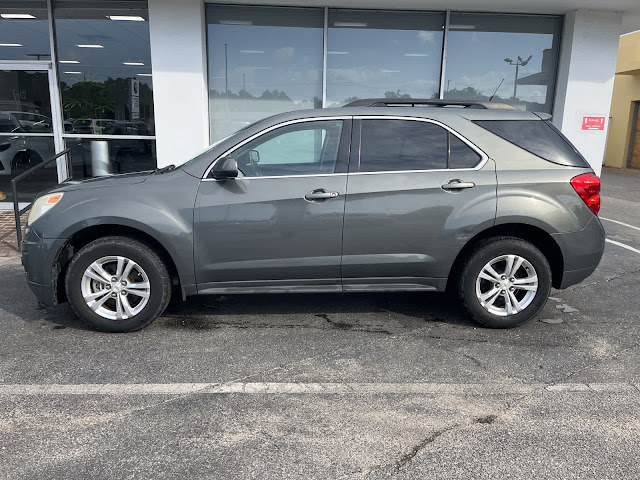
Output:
top-left (11, 148), bottom-right (71, 246)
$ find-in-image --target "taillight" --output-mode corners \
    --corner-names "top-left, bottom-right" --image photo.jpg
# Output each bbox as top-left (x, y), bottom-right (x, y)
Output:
top-left (570, 173), bottom-right (600, 215)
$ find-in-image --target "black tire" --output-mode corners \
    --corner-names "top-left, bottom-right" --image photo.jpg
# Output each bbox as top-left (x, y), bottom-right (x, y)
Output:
top-left (11, 152), bottom-right (30, 175)
top-left (458, 236), bottom-right (551, 328)
top-left (65, 236), bottom-right (171, 332)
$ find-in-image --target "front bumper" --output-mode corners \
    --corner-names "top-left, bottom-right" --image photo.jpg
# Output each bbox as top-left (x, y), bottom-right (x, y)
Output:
top-left (552, 216), bottom-right (605, 289)
top-left (22, 225), bottom-right (67, 306)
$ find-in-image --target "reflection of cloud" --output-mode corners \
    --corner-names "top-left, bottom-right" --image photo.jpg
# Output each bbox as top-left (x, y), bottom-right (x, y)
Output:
top-left (275, 46), bottom-right (295, 60)
top-left (417, 31), bottom-right (435, 43)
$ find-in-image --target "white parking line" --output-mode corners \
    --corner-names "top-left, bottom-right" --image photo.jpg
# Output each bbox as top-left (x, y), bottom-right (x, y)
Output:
top-left (606, 238), bottom-right (640, 255)
top-left (0, 382), bottom-right (638, 396)
top-left (600, 217), bottom-right (640, 232)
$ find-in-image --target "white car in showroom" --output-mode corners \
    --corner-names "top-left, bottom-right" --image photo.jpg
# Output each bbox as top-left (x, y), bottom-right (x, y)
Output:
top-left (0, 111), bottom-right (55, 176)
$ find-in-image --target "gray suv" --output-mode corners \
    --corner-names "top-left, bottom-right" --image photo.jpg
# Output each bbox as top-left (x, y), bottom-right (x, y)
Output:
top-left (21, 99), bottom-right (605, 332)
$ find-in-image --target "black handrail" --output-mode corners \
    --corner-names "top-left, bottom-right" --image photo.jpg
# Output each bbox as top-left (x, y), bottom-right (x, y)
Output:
top-left (11, 148), bottom-right (71, 247)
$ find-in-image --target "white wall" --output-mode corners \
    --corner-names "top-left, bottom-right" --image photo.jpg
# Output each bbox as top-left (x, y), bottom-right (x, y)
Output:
top-left (553, 10), bottom-right (622, 176)
top-left (148, 0), bottom-right (210, 168)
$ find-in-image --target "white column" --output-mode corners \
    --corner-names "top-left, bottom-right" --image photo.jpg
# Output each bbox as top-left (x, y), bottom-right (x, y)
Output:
top-left (552, 10), bottom-right (622, 176)
top-left (148, 0), bottom-right (209, 168)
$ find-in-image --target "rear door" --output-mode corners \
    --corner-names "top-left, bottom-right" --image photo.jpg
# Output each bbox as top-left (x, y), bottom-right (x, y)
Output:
top-left (341, 116), bottom-right (497, 291)
top-left (194, 117), bottom-right (351, 293)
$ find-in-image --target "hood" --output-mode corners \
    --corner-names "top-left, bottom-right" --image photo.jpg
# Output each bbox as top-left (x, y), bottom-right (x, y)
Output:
top-left (48, 170), bottom-right (152, 194)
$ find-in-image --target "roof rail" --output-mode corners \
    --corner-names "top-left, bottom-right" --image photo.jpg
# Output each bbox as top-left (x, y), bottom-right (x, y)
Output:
top-left (343, 98), bottom-right (517, 110)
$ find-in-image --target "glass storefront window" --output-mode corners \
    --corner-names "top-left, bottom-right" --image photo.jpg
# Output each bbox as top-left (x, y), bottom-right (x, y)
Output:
top-left (66, 138), bottom-right (156, 179)
top-left (326, 10), bottom-right (445, 106)
top-left (54, 0), bottom-right (154, 135)
top-left (0, 1), bottom-right (50, 61)
top-left (207, 5), bottom-right (324, 142)
top-left (444, 14), bottom-right (562, 113)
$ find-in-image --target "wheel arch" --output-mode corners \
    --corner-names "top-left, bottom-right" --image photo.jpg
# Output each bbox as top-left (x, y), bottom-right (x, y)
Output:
top-left (52, 224), bottom-right (182, 304)
top-left (446, 223), bottom-right (564, 291)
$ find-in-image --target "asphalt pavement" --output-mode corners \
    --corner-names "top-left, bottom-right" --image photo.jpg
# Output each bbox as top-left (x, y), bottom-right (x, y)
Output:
top-left (0, 167), bottom-right (639, 479)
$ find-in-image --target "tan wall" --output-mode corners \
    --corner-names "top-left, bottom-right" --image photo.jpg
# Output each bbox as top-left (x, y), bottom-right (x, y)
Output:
top-left (616, 32), bottom-right (640, 74)
top-left (605, 32), bottom-right (640, 168)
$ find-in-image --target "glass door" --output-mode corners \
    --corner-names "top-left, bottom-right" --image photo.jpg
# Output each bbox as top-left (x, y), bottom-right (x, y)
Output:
top-left (0, 64), bottom-right (64, 208)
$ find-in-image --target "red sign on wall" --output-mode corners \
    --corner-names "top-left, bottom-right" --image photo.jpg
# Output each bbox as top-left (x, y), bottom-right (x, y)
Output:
top-left (582, 116), bottom-right (606, 131)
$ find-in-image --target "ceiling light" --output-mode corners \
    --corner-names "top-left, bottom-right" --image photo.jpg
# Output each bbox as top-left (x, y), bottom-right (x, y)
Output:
top-left (137, 73), bottom-right (152, 77)
top-left (328, 51), bottom-right (349, 55)
top-left (0, 43), bottom-right (23, 47)
top-left (219, 20), bottom-right (253, 25)
top-left (107, 15), bottom-right (145, 21)
top-left (240, 50), bottom-right (263, 54)
top-left (334, 22), bottom-right (368, 28)
top-left (76, 44), bottom-right (103, 48)
top-left (59, 60), bottom-right (79, 64)
top-left (449, 24), bottom-right (476, 30)
top-left (404, 53), bottom-right (429, 57)
top-left (64, 71), bottom-right (82, 74)
top-left (1, 13), bottom-right (36, 19)
top-left (123, 61), bottom-right (144, 66)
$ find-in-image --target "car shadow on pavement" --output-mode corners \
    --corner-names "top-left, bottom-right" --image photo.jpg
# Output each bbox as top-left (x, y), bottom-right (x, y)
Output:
top-left (160, 291), bottom-right (477, 333)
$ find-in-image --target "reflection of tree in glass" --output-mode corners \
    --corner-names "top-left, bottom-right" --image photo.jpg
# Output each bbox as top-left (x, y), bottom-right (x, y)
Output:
top-left (62, 81), bottom-right (115, 119)
top-left (211, 89), bottom-right (293, 102)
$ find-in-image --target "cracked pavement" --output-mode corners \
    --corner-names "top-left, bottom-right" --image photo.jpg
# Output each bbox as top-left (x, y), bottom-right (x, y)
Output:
top-left (1, 167), bottom-right (640, 479)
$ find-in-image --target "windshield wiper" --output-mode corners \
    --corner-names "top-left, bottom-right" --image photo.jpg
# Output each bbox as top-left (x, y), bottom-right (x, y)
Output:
top-left (153, 164), bottom-right (176, 174)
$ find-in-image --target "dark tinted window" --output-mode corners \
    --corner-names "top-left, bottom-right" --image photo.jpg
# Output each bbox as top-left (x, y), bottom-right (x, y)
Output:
top-left (359, 119), bottom-right (447, 172)
top-left (474, 120), bottom-right (589, 167)
top-left (449, 134), bottom-right (481, 169)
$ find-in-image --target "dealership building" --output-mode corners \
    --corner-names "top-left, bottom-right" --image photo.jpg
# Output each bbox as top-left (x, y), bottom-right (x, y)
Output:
top-left (1, 0), bottom-right (639, 208)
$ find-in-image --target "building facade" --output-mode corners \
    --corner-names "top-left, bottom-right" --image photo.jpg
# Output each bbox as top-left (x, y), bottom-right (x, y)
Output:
top-left (604, 30), bottom-right (640, 169)
top-left (1, 0), bottom-right (638, 209)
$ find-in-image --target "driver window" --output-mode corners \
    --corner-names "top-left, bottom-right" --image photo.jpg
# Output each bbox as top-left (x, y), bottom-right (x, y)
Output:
top-left (231, 120), bottom-right (343, 177)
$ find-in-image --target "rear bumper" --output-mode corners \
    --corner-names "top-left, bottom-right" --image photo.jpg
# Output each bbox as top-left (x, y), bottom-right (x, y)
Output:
top-left (21, 225), bottom-right (66, 307)
top-left (552, 216), bottom-right (605, 289)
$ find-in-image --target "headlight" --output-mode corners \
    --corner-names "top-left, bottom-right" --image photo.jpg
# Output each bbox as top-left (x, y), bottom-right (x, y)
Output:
top-left (28, 192), bottom-right (64, 224)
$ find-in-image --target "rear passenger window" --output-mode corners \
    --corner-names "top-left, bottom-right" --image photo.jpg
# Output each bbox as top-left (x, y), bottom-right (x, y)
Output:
top-left (359, 119), bottom-right (448, 172)
top-left (449, 134), bottom-right (481, 169)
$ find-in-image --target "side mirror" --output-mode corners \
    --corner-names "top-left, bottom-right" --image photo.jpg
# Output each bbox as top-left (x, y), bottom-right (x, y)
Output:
top-left (211, 156), bottom-right (238, 179)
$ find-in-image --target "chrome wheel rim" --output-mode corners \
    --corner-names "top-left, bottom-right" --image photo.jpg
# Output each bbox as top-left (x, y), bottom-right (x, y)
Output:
top-left (475, 254), bottom-right (538, 317)
top-left (81, 256), bottom-right (151, 321)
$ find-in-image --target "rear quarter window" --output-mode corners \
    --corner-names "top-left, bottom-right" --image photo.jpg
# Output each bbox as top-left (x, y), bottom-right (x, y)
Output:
top-left (473, 120), bottom-right (590, 168)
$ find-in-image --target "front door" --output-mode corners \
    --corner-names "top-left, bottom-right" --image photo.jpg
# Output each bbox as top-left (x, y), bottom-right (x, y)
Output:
top-left (194, 118), bottom-right (351, 293)
top-left (0, 64), bottom-right (65, 208)
top-left (341, 117), bottom-right (497, 291)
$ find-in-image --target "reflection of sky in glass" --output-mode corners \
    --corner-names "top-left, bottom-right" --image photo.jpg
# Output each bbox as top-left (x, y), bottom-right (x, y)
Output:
top-left (207, 6), bottom-right (323, 141)
top-left (444, 14), bottom-right (561, 112)
top-left (0, 2), bottom-right (49, 61)
top-left (327, 11), bottom-right (444, 106)
top-left (208, 25), bottom-right (322, 102)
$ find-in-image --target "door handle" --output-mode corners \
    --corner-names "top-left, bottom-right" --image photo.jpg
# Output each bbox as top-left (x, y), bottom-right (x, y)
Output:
top-left (441, 179), bottom-right (476, 191)
top-left (304, 189), bottom-right (339, 201)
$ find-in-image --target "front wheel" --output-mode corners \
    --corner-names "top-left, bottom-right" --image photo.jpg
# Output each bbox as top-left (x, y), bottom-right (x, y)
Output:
top-left (65, 236), bottom-right (171, 332)
top-left (458, 237), bottom-right (552, 328)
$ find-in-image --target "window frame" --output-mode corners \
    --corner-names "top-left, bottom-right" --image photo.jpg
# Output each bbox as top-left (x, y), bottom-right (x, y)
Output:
top-left (203, 116), bottom-right (352, 180)
top-left (351, 116), bottom-right (488, 174)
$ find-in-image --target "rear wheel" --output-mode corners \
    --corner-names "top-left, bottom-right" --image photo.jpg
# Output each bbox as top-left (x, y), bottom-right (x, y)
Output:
top-left (458, 237), bottom-right (551, 328)
top-left (65, 236), bottom-right (171, 332)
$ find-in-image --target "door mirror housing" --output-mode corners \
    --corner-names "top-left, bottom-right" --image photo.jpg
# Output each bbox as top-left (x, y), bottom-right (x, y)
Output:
top-left (211, 157), bottom-right (238, 179)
